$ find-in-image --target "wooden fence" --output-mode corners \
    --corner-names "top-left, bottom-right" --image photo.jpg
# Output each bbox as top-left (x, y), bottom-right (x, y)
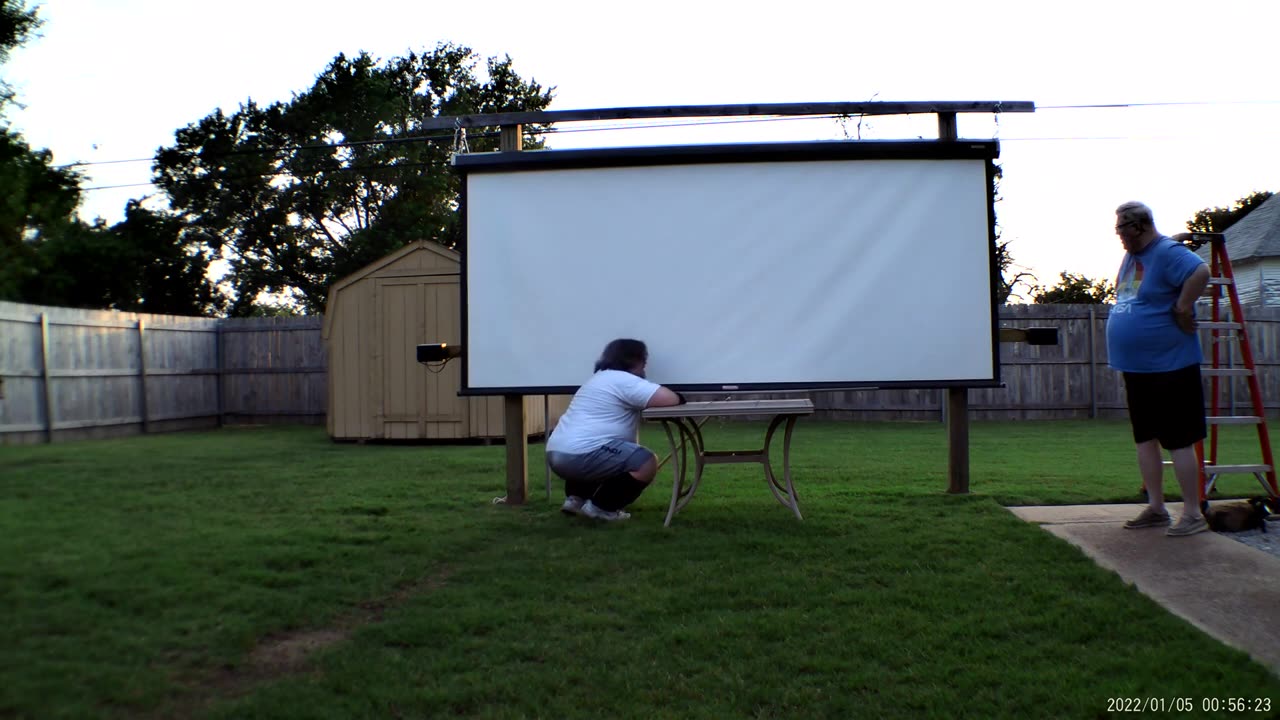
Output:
top-left (3, 301), bottom-right (1279, 444)
top-left (0, 302), bottom-right (324, 445)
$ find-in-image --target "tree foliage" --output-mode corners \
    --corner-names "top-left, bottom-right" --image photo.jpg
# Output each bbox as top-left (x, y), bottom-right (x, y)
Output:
top-left (0, 0), bottom-right (39, 109)
top-left (0, 129), bottom-right (81, 298)
top-left (153, 44), bottom-right (554, 315)
top-left (1186, 190), bottom-right (1274, 234)
top-left (989, 163), bottom-right (1036, 303)
top-left (0, 3), bottom-right (90, 304)
top-left (1032, 272), bottom-right (1115, 304)
top-left (995, 239), bottom-right (1036, 304)
top-left (13, 202), bottom-right (223, 314)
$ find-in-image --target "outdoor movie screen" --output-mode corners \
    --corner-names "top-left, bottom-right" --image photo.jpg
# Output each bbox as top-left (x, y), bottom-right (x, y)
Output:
top-left (455, 141), bottom-right (1001, 395)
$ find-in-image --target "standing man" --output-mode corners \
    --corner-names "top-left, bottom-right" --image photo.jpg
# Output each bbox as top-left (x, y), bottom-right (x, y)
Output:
top-left (1107, 201), bottom-right (1212, 536)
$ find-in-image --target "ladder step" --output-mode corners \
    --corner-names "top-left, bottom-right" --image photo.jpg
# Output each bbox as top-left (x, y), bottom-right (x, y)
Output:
top-left (1206, 415), bottom-right (1263, 425)
top-left (1207, 277), bottom-right (1233, 285)
top-left (1204, 464), bottom-right (1272, 475)
top-left (1198, 321), bottom-right (1243, 330)
top-left (1202, 368), bottom-right (1253, 377)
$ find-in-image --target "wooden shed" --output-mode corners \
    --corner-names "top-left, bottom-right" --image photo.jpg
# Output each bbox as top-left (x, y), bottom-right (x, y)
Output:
top-left (323, 240), bottom-right (568, 441)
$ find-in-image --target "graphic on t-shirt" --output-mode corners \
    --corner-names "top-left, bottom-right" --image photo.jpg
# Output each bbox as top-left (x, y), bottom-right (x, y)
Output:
top-left (1116, 258), bottom-right (1145, 302)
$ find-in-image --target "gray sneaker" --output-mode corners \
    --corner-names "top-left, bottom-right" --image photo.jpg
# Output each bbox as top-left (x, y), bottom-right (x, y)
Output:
top-left (1166, 515), bottom-right (1209, 537)
top-left (580, 500), bottom-right (631, 522)
top-left (1123, 506), bottom-right (1171, 529)
top-left (561, 496), bottom-right (586, 516)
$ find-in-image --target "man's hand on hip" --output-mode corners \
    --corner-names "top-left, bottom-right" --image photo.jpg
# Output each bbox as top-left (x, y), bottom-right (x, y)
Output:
top-left (1173, 304), bottom-right (1197, 334)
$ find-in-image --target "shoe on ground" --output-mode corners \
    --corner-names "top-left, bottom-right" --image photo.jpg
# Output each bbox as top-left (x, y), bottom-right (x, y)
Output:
top-left (1166, 515), bottom-right (1209, 537)
top-left (1123, 506), bottom-right (1171, 529)
top-left (561, 495), bottom-right (586, 516)
top-left (580, 499), bottom-right (631, 522)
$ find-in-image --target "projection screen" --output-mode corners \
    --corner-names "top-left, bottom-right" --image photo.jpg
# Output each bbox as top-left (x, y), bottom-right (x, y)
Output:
top-left (456, 141), bottom-right (1001, 395)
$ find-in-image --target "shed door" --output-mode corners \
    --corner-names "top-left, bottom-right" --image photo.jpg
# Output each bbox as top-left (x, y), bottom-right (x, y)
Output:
top-left (378, 276), bottom-right (464, 440)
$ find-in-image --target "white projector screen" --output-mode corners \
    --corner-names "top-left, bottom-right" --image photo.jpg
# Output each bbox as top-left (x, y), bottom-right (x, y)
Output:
top-left (457, 142), bottom-right (1000, 394)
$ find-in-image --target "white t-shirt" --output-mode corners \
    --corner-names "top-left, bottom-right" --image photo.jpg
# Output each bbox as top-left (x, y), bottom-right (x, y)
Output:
top-left (546, 369), bottom-right (661, 455)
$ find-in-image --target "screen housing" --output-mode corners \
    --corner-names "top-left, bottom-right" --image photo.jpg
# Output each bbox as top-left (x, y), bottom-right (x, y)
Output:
top-left (455, 140), bottom-right (1002, 395)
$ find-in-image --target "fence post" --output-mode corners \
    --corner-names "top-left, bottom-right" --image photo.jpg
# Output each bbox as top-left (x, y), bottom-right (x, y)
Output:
top-left (1088, 306), bottom-right (1097, 419)
top-left (215, 322), bottom-right (224, 427)
top-left (39, 313), bottom-right (53, 443)
top-left (137, 320), bottom-right (150, 433)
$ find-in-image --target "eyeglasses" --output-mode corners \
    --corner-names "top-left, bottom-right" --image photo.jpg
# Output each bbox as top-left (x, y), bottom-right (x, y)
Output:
top-left (1115, 221), bottom-right (1138, 232)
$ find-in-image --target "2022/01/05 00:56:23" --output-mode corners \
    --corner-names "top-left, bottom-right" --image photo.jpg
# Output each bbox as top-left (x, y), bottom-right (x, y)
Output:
top-left (1106, 697), bottom-right (1272, 713)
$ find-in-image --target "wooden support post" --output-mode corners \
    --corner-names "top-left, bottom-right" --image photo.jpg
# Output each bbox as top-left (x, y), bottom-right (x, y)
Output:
top-left (505, 395), bottom-right (528, 504)
top-left (947, 388), bottom-right (970, 494)
top-left (39, 313), bottom-right (53, 443)
top-left (500, 125), bottom-right (523, 152)
top-left (937, 112), bottom-right (957, 141)
top-left (937, 111), bottom-right (969, 493)
top-left (499, 122), bottom-right (528, 503)
top-left (137, 320), bottom-right (150, 433)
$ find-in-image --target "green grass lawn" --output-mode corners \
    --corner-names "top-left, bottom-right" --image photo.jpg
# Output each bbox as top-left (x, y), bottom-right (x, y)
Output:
top-left (1, 420), bottom-right (1277, 719)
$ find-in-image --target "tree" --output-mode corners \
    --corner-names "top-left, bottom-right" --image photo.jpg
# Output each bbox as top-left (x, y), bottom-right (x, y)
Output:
top-left (989, 163), bottom-right (1036, 303)
top-left (995, 239), bottom-right (1036, 303)
top-left (1187, 190), bottom-right (1274, 234)
top-left (1032, 272), bottom-right (1115, 304)
top-left (153, 44), bottom-right (555, 315)
top-left (0, 0), bottom-right (39, 111)
top-left (16, 202), bottom-right (224, 314)
top-left (0, 127), bottom-right (83, 302)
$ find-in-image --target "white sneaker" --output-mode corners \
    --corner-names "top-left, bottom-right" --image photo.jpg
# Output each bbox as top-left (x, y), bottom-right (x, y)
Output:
top-left (580, 499), bottom-right (631, 522)
top-left (560, 496), bottom-right (586, 516)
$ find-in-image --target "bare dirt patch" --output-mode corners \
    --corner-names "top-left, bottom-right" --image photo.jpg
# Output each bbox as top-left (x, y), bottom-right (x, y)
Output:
top-left (145, 566), bottom-right (453, 719)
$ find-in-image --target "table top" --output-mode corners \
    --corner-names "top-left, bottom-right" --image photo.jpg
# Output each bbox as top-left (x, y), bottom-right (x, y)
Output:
top-left (643, 398), bottom-right (814, 419)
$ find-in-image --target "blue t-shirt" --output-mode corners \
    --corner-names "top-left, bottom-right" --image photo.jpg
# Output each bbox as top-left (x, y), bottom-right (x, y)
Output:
top-left (1106, 236), bottom-right (1205, 373)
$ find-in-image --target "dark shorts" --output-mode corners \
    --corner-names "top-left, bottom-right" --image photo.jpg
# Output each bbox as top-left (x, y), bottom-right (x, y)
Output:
top-left (1122, 364), bottom-right (1207, 450)
top-left (547, 440), bottom-right (654, 482)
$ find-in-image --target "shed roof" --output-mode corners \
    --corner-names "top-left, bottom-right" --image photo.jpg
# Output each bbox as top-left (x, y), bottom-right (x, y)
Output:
top-left (321, 240), bottom-right (460, 338)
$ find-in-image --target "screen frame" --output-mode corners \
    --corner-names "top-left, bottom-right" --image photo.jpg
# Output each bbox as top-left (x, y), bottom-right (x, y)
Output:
top-left (454, 140), bottom-right (1003, 395)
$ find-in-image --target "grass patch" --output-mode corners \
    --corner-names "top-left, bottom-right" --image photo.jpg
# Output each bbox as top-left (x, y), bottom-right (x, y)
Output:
top-left (1, 420), bottom-right (1276, 719)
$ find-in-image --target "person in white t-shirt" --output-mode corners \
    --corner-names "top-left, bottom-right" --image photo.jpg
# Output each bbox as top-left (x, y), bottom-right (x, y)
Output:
top-left (546, 338), bottom-right (685, 521)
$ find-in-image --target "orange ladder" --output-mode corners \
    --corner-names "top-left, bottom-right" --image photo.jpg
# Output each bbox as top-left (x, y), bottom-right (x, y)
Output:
top-left (1192, 232), bottom-right (1278, 508)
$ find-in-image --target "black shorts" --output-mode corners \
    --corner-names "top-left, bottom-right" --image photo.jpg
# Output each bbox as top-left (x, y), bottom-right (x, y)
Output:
top-left (1122, 364), bottom-right (1207, 450)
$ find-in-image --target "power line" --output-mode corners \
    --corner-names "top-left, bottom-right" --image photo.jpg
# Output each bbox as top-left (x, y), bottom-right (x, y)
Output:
top-left (82, 181), bottom-right (155, 191)
top-left (1038, 99), bottom-right (1280, 110)
top-left (57, 128), bottom-right (482, 170)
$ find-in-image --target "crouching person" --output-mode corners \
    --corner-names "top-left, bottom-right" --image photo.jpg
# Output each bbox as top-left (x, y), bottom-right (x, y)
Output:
top-left (546, 338), bottom-right (685, 521)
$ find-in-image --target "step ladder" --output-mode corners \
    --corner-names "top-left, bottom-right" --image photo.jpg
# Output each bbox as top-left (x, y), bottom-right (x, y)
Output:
top-left (1187, 232), bottom-right (1278, 507)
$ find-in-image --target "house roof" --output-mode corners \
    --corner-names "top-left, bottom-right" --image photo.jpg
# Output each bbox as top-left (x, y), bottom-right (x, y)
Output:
top-left (1199, 193), bottom-right (1280, 263)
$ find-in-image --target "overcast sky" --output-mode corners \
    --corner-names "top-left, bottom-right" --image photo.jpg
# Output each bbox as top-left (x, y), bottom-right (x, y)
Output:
top-left (7, 0), bottom-right (1279, 293)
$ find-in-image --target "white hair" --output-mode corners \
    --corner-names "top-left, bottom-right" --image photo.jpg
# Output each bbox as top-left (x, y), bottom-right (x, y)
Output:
top-left (1116, 201), bottom-right (1154, 228)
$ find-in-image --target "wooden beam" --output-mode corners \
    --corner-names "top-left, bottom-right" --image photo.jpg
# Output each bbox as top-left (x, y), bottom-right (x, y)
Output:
top-left (499, 123), bottom-right (529, 504)
top-left (419, 101), bottom-right (1035, 131)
